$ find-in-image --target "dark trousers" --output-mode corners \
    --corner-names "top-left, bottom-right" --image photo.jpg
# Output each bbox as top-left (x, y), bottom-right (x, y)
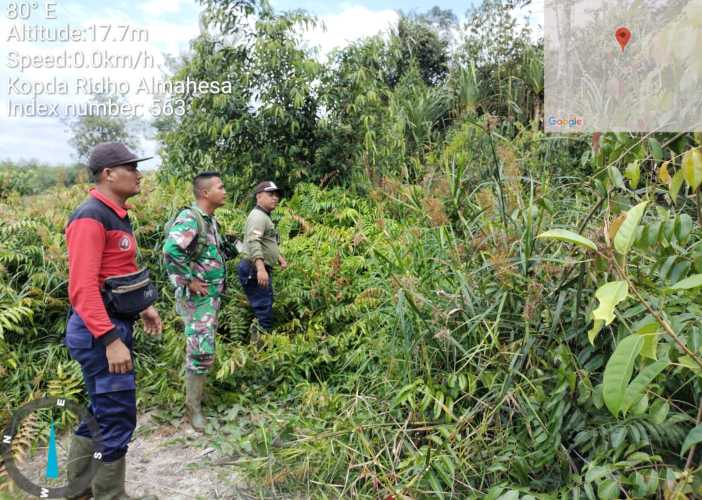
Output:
top-left (65, 312), bottom-right (136, 463)
top-left (237, 259), bottom-right (274, 330)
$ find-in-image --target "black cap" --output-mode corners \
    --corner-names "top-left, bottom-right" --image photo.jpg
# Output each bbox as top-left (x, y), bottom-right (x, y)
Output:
top-left (254, 181), bottom-right (283, 196)
top-left (88, 142), bottom-right (153, 173)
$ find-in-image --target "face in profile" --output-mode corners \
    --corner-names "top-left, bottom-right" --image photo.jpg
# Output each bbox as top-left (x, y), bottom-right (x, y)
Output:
top-left (257, 191), bottom-right (280, 211)
top-left (105, 163), bottom-right (142, 198)
top-left (205, 177), bottom-right (227, 207)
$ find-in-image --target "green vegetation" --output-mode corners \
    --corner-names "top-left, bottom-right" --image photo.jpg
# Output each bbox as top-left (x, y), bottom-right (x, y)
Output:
top-left (0, 160), bottom-right (86, 200)
top-left (3, 0), bottom-right (702, 497)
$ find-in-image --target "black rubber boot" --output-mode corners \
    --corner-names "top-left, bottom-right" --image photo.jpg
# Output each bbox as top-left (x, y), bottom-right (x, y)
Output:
top-left (91, 456), bottom-right (158, 500)
top-left (185, 371), bottom-right (206, 432)
top-left (66, 434), bottom-right (94, 500)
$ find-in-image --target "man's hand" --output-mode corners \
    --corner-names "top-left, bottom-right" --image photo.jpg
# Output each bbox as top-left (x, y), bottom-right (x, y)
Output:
top-left (278, 255), bottom-right (288, 270)
top-left (188, 278), bottom-right (208, 296)
top-left (140, 306), bottom-right (162, 336)
top-left (256, 268), bottom-right (269, 288)
top-left (106, 338), bottom-right (132, 374)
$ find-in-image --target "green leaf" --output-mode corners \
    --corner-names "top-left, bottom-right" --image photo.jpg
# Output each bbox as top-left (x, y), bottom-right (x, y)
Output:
top-left (670, 273), bottom-right (702, 290)
top-left (632, 472), bottom-right (647, 497)
top-left (603, 335), bottom-right (644, 417)
top-left (635, 318), bottom-right (661, 360)
top-left (659, 256), bottom-right (678, 282)
top-left (649, 399), bottom-right (669, 424)
top-left (631, 393), bottom-right (649, 415)
top-left (597, 479), bottom-right (619, 500)
top-left (621, 358), bottom-right (668, 414)
top-left (663, 219), bottom-right (675, 242)
top-left (624, 161), bottom-right (641, 189)
top-left (496, 492), bottom-right (520, 500)
top-left (485, 487), bottom-right (505, 500)
top-left (610, 426), bottom-right (627, 448)
top-left (608, 165), bottom-right (626, 189)
top-left (680, 424), bottom-right (702, 456)
top-left (585, 465), bottom-right (611, 483)
top-left (674, 214), bottom-right (693, 244)
top-left (649, 138), bottom-right (664, 161)
top-left (589, 281), bottom-right (628, 344)
top-left (634, 224), bottom-right (649, 250)
top-left (670, 169), bottom-right (684, 203)
top-left (614, 201), bottom-right (649, 255)
top-left (669, 260), bottom-right (691, 285)
top-left (678, 355), bottom-right (702, 374)
top-left (682, 149), bottom-right (702, 191)
top-left (640, 332), bottom-right (660, 360)
top-left (647, 221), bottom-right (662, 246)
top-left (536, 229), bottom-right (597, 251)
top-left (592, 383), bottom-right (604, 409)
top-left (643, 470), bottom-right (659, 495)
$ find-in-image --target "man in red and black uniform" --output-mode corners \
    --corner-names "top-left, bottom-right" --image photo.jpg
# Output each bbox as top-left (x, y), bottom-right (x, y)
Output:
top-left (64, 142), bottom-right (161, 500)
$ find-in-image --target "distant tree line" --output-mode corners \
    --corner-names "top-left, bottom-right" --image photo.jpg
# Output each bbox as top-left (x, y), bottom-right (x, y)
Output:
top-left (0, 160), bottom-right (88, 199)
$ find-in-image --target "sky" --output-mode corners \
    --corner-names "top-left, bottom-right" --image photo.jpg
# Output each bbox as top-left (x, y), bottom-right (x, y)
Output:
top-left (0, 0), bottom-right (544, 168)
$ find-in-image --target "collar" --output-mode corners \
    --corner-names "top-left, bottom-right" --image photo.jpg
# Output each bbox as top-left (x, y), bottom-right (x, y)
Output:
top-left (192, 203), bottom-right (214, 219)
top-left (90, 188), bottom-right (128, 219)
top-left (254, 205), bottom-right (271, 216)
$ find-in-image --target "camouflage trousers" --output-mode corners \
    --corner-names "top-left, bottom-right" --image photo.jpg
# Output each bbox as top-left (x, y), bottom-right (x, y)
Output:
top-left (176, 288), bottom-right (222, 375)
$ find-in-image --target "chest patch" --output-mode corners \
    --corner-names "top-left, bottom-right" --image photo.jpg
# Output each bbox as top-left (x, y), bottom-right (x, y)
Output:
top-left (119, 236), bottom-right (131, 251)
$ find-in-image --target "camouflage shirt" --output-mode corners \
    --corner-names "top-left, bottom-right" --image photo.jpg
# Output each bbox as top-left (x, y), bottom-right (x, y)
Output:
top-left (163, 205), bottom-right (226, 292)
top-left (241, 206), bottom-right (280, 268)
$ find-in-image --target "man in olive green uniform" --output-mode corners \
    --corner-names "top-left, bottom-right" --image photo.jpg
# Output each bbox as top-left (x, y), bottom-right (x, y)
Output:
top-left (162, 172), bottom-right (227, 431)
top-left (237, 181), bottom-right (287, 335)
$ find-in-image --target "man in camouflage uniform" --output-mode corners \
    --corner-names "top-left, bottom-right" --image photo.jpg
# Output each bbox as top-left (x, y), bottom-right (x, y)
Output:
top-left (163, 172), bottom-right (227, 431)
top-left (238, 181), bottom-right (288, 340)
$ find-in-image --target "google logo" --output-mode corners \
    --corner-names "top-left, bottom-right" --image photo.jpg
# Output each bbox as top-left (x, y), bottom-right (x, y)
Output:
top-left (547, 116), bottom-right (584, 127)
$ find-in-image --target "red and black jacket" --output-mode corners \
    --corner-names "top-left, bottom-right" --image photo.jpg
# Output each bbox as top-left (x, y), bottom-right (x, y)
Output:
top-left (65, 189), bottom-right (138, 344)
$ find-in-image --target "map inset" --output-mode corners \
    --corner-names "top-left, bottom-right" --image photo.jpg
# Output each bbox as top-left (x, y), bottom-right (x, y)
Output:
top-left (545, 0), bottom-right (702, 133)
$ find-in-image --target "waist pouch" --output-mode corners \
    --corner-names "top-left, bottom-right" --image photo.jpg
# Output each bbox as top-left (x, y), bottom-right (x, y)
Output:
top-left (222, 234), bottom-right (244, 260)
top-left (101, 268), bottom-right (158, 319)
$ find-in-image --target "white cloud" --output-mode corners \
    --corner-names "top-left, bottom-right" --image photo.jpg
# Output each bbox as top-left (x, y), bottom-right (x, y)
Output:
top-left (2, 3), bottom-right (402, 165)
top-left (515, 0), bottom-right (544, 37)
top-left (301, 6), bottom-right (399, 61)
top-left (0, 5), bottom-right (200, 165)
top-left (0, 119), bottom-right (74, 163)
top-left (139, 0), bottom-right (188, 16)
top-left (6, 3), bottom-right (546, 166)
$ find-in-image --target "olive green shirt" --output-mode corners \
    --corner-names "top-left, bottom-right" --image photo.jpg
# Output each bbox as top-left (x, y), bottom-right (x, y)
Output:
top-left (241, 206), bottom-right (280, 268)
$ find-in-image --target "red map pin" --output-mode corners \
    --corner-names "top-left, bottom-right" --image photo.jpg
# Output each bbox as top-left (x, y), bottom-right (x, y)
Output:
top-left (615, 26), bottom-right (632, 51)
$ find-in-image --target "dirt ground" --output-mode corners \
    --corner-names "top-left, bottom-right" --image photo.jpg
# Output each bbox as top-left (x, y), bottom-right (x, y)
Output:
top-left (4, 412), bottom-right (260, 500)
top-left (122, 412), bottom-right (250, 499)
